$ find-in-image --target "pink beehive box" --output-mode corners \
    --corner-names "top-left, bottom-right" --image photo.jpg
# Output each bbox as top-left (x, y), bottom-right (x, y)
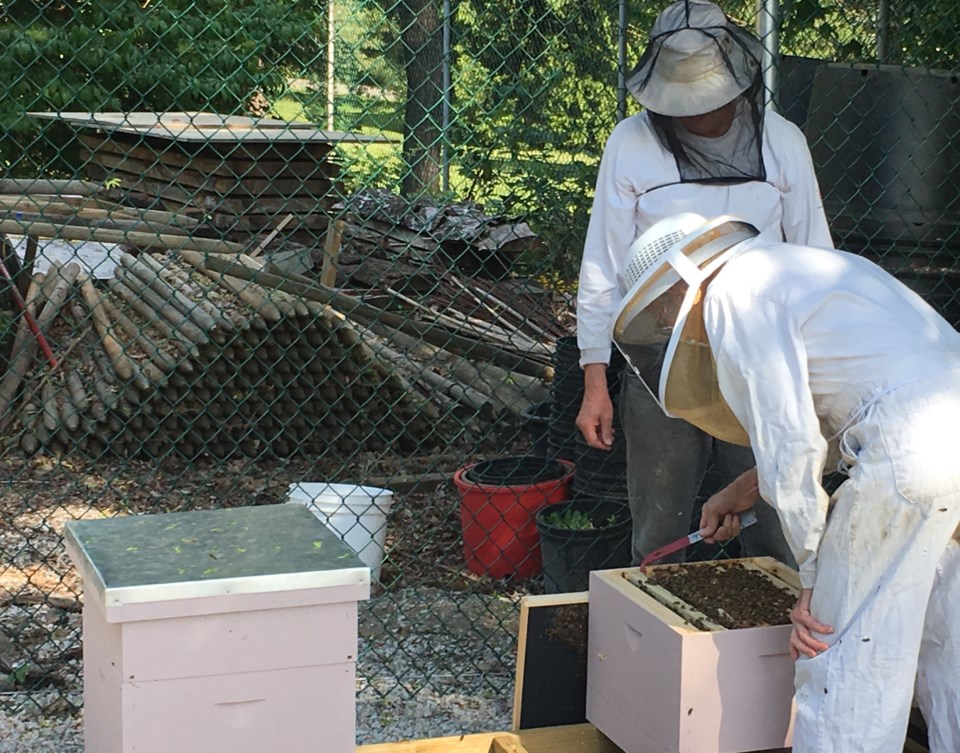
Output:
top-left (586, 558), bottom-right (799, 753)
top-left (64, 504), bottom-right (370, 753)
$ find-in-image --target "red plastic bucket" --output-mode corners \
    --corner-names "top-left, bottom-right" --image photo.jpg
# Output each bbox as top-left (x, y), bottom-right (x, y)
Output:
top-left (454, 458), bottom-right (575, 578)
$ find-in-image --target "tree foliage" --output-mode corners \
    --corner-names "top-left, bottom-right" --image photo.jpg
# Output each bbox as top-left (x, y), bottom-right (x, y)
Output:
top-left (0, 0), bottom-right (324, 175)
top-left (1, 0), bottom-right (957, 276)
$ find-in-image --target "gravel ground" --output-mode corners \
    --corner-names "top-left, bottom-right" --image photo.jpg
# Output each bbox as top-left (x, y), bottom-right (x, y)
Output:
top-left (0, 444), bottom-right (545, 751)
top-left (0, 586), bottom-right (519, 751)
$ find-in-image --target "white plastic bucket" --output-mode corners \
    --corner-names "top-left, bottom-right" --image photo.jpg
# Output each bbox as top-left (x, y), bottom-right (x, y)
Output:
top-left (286, 482), bottom-right (394, 582)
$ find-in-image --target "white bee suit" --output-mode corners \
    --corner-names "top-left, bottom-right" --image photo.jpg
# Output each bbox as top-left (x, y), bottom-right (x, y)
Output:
top-left (576, 110), bottom-right (832, 367)
top-left (703, 239), bottom-right (960, 753)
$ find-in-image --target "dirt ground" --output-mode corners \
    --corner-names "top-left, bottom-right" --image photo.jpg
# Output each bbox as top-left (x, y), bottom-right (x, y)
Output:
top-left (0, 440), bottom-right (544, 708)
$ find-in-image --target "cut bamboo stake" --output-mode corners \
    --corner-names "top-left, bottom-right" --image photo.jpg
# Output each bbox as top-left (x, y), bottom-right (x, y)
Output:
top-left (118, 252), bottom-right (218, 332)
top-left (0, 254), bottom-right (58, 369)
top-left (0, 267), bottom-right (78, 426)
top-left (20, 403), bottom-right (51, 455)
top-left (99, 294), bottom-right (180, 375)
top-left (78, 274), bottom-right (136, 382)
top-left (135, 253), bottom-right (235, 331)
top-left (0, 179), bottom-right (102, 195)
top-left (18, 234), bottom-right (38, 303)
top-left (0, 209), bottom-right (196, 238)
top-left (41, 380), bottom-right (59, 433)
top-left (450, 273), bottom-right (554, 344)
top-left (113, 266), bottom-right (209, 343)
top-left (386, 286), bottom-right (549, 355)
top-left (176, 250), bottom-right (553, 380)
top-left (236, 253), bottom-right (304, 317)
top-left (0, 218), bottom-right (246, 255)
top-left (35, 262), bottom-right (62, 313)
top-left (359, 332), bottom-right (497, 421)
top-left (177, 254), bottom-right (282, 323)
top-left (58, 378), bottom-right (80, 432)
top-left (106, 278), bottom-right (200, 359)
top-left (10, 326), bottom-right (87, 418)
top-left (65, 368), bottom-right (90, 413)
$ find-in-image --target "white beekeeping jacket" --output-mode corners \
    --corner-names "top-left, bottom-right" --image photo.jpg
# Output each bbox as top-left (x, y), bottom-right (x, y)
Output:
top-left (577, 109), bottom-right (832, 367)
top-left (703, 240), bottom-right (960, 587)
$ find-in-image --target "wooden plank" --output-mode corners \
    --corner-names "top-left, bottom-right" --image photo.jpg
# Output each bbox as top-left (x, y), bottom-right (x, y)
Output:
top-left (512, 592), bottom-right (590, 731)
top-left (81, 133), bottom-right (338, 178)
top-left (353, 716), bottom-right (926, 753)
top-left (96, 170), bottom-right (334, 213)
top-left (355, 724), bottom-right (622, 753)
top-left (88, 149), bottom-right (336, 196)
top-left (321, 219), bottom-right (343, 286)
top-left (365, 472), bottom-right (450, 494)
top-left (81, 126), bottom-right (344, 158)
top-left (249, 214), bottom-right (296, 258)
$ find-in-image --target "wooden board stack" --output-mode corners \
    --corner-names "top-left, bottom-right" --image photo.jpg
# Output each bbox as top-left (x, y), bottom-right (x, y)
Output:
top-left (61, 112), bottom-right (385, 243)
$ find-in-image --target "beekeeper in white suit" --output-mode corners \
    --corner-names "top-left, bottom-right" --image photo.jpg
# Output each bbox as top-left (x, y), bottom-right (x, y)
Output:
top-left (576, 0), bottom-right (833, 570)
top-left (611, 211), bottom-right (960, 753)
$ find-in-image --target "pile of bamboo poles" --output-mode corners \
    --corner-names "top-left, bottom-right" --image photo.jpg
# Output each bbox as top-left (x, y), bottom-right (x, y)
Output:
top-left (0, 180), bottom-right (565, 459)
top-left (0, 250), bottom-right (440, 459)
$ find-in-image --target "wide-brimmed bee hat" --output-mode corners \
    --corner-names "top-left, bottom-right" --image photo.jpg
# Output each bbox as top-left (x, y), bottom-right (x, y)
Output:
top-left (611, 213), bottom-right (759, 445)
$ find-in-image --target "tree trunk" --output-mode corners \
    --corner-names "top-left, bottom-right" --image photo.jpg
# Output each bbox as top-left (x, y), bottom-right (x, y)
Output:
top-left (397, 0), bottom-right (444, 197)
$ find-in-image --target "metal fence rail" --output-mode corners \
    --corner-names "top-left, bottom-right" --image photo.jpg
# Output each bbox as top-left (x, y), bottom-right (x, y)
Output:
top-left (0, 0), bottom-right (957, 732)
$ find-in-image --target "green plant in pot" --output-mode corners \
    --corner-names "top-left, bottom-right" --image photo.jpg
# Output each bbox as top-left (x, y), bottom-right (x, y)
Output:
top-left (536, 497), bottom-right (632, 594)
top-left (542, 508), bottom-right (619, 531)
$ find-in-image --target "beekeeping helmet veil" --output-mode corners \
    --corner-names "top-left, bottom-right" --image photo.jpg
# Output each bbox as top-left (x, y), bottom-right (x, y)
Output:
top-left (626, 0), bottom-right (765, 183)
top-left (611, 213), bottom-right (758, 446)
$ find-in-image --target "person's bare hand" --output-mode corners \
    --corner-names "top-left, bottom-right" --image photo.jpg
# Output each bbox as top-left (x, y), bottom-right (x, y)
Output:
top-left (789, 588), bottom-right (834, 660)
top-left (576, 363), bottom-right (614, 450)
top-left (700, 511), bottom-right (743, 543)
top-left (699, 469), bottom-right (760, 542)
top-left (576, 390), bottom-right (614, 450)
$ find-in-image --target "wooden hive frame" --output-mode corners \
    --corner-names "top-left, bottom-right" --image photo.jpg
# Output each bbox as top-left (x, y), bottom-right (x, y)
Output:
top-left (623, 557), bottom-right (801, 632)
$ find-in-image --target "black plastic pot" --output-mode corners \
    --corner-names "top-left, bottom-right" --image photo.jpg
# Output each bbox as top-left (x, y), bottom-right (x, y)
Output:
top-left (463, 455), bottom-right (570, 486)
top-left (536, 498), bottom-right (632, 594)
top-left (522, 401), bottom-right (553, 458)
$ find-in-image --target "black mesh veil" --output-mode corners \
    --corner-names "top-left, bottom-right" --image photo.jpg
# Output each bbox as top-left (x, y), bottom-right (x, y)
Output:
top-left (627, 1), bottom-right (766, 183)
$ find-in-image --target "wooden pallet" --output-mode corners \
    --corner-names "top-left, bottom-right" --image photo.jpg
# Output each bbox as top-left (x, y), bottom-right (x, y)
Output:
top-left (355, 723), bottom-right (620, 753)
top-left (354, 721), bottom-right (928, 753)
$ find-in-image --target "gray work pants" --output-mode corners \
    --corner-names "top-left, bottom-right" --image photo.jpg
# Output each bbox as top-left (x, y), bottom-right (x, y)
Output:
top-left (620, 370), bottom-right (796, 568)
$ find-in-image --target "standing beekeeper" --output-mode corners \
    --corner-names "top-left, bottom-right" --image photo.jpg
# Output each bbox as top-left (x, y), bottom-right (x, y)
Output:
top-left (575, 0), bottom-right (832, 569)
top-left (611, 211), bottom-right (960, 753)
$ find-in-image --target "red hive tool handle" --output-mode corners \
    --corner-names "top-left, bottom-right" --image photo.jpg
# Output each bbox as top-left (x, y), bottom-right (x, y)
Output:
top-left (639, 509), bottom-right (759, 572)
top-left (639, 533), bottom-right (697, 572)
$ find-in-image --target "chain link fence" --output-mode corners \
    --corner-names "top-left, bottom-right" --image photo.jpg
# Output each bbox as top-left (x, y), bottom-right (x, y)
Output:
top-left (0, 0), bottom-right (957, 736)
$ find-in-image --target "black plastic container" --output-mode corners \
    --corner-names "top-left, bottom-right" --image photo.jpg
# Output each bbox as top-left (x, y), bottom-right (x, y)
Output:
top-left (535, 497), bottom-right (632, 594)
top-left (522, 401), bottom-right (554, 458)
top-left (463, 456), bottom-right (570, 486)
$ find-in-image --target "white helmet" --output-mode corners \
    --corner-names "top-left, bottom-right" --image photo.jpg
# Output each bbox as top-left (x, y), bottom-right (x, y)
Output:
top-left (611, 213), bottom-right (758, 445)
